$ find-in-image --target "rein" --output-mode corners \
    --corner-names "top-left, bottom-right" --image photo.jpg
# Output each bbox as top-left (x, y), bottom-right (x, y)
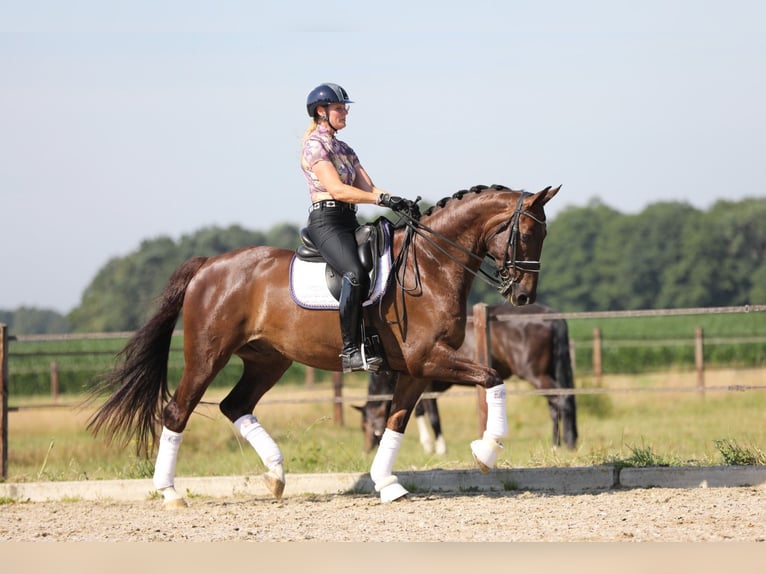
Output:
top-left (395, 192), bottom-right (545, 293)
top-left (381, 191), bottom-right (546, 332)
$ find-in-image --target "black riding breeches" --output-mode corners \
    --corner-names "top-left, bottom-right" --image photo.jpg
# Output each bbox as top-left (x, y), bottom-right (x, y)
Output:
top-left (306, 206), bottom-right (370, 293)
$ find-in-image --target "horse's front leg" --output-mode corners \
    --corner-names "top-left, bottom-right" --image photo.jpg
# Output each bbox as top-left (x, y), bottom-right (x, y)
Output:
top-left (469, 381), bottom-right (507, 472)
top-left (369, 375), bottom-right (429, 503)
top-left (414, 350), bottom-right (507, 473)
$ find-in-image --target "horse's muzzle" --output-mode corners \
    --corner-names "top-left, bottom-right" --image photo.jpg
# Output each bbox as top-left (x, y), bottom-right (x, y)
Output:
top-left (513, 293), bottom-right (531, 306)
top-left (506, 281), bottom-right (537, 306)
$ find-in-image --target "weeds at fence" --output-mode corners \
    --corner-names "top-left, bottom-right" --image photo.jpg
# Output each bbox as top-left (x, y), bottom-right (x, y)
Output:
top-left (714, 438), bottom-right (766, 466)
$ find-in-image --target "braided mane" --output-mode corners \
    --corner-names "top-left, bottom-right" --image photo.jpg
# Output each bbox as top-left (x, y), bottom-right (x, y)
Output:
top-left (422, 184), bottom-right (525, 217)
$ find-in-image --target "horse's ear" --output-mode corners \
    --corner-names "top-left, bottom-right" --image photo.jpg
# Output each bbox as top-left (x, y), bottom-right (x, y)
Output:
top-left (528, 185), bottom-right (561, 208)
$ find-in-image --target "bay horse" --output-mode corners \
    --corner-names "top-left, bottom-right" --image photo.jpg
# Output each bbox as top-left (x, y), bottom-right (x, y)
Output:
top-left (358, 303), bottom-right (578, 455)
top-left (87, 184), bottom-right (559, 505)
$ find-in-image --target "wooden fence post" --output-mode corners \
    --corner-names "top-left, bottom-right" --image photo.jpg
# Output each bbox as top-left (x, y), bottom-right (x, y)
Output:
top-left (472, 302), bottom-right (491, 437)
top-left (592, 327), bottom-right (603, 385)
top-left (695, 326), bottom-right (705, 396)
top-left (1, 324), bottom-right (8, 480)
top-left (332, 371), bottom-right (344, 426)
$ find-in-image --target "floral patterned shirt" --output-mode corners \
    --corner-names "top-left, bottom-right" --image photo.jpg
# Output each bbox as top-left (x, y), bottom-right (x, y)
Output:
top-left (301, 124), bottom-right (361, 200)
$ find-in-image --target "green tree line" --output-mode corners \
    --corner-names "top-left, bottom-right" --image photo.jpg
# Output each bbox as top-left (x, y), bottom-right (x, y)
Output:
top-left (2, 197), bottom-right (765, 334)
top-left (538, 197), bottom-right (766, 311)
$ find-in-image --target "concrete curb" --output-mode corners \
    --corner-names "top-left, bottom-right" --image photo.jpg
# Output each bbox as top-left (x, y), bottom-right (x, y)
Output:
top-left (619, 465), bottom-right (766, 489)
top-left (3, 466), bottom-right (766, 502)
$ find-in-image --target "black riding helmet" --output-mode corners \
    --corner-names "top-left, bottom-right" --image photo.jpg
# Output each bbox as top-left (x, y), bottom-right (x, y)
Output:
top-left (306, 83), bottom-right (354, 118)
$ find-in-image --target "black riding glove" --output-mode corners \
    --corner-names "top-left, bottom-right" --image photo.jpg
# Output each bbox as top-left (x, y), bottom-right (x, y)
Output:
top-left (378, 193), bottom-right (421, 220)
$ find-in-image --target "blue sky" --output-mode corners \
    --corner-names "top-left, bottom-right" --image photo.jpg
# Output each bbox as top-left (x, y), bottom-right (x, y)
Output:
top-left (2, 1), bottom-right (765, 313)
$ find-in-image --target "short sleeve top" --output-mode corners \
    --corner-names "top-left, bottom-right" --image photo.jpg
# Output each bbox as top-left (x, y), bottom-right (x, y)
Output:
top-left (301, 124), bottom-right (361, 199)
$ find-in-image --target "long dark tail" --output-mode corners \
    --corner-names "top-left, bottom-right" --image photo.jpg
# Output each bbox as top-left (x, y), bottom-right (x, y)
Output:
top-left (551, 317), bottom-right (578, 447)
top-left (85, 256), bottom-right (208, 456)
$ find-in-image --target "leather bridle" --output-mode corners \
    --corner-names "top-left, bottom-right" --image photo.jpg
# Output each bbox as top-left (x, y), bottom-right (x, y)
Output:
top-left (484, 192), bottom-right (547, 295)
top-left (393, 191), bottom-right (547, 297)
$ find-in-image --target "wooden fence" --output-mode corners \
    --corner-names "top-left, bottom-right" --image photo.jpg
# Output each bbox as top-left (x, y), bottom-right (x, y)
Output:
top-left (2, 304), bottom-right (766, 478)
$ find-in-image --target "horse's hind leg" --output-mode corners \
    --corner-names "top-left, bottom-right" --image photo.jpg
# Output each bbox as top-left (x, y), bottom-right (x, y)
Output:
top-left (219, 354), bottom-right (293, 500)
top-left (428, 398), bottom-right (447, 455)
top-left (417, 398), bottom-right (447, 455)
top-left (547, 399), bottom-right (562, 447)
top-left (414, 399), bottom-right (435, 454)
top-left (154, 357), bottom-right (230, 508)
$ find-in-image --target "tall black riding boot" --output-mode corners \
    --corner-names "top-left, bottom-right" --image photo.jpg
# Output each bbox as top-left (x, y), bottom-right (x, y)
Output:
top-left (339, 273), bottom-right (383, 373)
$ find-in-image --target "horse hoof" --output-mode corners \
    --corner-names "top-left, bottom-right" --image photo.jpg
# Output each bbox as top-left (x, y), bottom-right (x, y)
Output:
top-left (379, 481), bottom-right (409, 503)
top-left (264, 464), bottom-right (286, 500)
top-left (470, 438), bottom-right (503, 473)
top-left (163, 497), bottom-right (189, 509)
top-left (435, 436), bottom-right (448, 456)
top-left (158, 486), bottom-right (188, 509)
top-left (264, 475), bottom-right (285, 500)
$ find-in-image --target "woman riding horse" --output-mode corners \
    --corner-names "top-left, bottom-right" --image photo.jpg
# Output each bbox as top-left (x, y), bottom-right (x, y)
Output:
top-left (301, 82), bottom-right (419, 373)
top-left (87, 171), bottom-right (559, 504)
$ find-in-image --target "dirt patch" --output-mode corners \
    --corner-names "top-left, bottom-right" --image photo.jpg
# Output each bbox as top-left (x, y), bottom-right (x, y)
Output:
top-left (2, 486), bottom-right (764, 542)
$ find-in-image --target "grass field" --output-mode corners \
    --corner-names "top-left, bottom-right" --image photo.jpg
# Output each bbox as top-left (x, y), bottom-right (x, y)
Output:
top-left (5, 367), bottom-right (765, 483)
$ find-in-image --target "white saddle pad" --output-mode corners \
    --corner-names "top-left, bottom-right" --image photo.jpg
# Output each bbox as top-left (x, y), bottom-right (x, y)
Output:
top-left (289, 245), bottom-right (392, 310)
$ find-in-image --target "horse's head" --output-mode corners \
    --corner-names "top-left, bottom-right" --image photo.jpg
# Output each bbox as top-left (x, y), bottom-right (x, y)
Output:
top-left (355, 400), bottom-right (390, 453)
top-left (485, 185), bottom-right (560, 305)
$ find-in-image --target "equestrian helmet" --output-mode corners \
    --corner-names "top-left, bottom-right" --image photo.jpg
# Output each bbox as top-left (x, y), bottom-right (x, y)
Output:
top-left (306, 83), bottom-right (353, 118)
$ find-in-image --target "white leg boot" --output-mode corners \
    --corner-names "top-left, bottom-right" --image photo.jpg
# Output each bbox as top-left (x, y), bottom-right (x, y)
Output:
top-left (434, 434), bottom-right (448, 455)
top-left (153, 427), bottom-right (188, 508)
top-left (235, 414), bottom-right (285, 499)
top-left (416, 415), bottom-right (435, 454)
top-left (370, 429), bottom-right (409, 502)
top-left (470, 385), bottom-right (507, 472)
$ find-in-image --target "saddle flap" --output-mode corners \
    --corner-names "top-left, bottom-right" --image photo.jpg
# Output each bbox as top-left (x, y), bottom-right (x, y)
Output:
top-left (355, 225), bottom-right (375, 270)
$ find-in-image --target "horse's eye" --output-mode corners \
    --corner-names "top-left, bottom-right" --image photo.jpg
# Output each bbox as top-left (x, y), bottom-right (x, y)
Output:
top-left (520, 233), bottom-right (532, 243)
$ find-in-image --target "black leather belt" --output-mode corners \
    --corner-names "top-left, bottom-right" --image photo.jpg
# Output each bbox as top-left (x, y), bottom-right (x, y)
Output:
top-left (309, 200), bottom-right (357, 213)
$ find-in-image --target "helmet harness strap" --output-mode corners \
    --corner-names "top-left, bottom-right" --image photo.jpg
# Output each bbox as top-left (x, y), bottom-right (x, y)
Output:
top-left (317, 107), bottom-right (341, 132)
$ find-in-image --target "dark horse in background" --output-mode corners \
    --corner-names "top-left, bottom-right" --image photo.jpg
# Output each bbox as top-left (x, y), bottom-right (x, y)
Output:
top-left (87, 184), bottom-right (559, 505)
top-left (359, 303), bottom-right (578, 454)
